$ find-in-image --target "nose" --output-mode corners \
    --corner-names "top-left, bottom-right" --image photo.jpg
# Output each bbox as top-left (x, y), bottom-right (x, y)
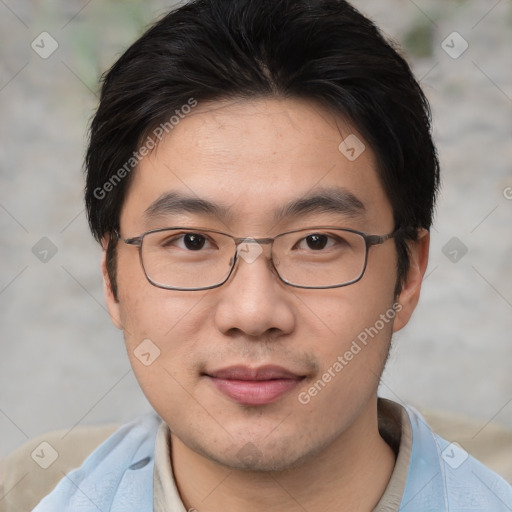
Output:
top-left (213, 240), bottom-right (295, 338)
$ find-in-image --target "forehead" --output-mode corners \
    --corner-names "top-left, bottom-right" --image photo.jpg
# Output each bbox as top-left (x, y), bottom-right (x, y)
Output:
top-left (120, 97), bottom-right (393, 234)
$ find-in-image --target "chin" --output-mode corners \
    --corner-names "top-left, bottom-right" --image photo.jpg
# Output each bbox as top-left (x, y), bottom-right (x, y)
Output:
top-left (212, 450), bottom-right (303, 473)
top-left (195, 433), bottom-right (329, 473)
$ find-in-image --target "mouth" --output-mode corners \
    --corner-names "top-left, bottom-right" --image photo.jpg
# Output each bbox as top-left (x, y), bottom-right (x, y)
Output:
top-left (204, 365), bottom-right (306, 406)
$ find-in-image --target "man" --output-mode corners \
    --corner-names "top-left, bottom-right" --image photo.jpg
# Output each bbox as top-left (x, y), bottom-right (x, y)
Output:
top-left (8, 0), bottom-right (512, 510)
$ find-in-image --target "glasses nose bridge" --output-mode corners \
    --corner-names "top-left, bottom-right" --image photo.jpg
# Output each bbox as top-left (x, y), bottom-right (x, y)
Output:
top-left (232, 236), bottom-right (278, 268)
top-left (233, 236), bottom-right (275, 246)
top-left (233, 236), bottom-right (276, 256)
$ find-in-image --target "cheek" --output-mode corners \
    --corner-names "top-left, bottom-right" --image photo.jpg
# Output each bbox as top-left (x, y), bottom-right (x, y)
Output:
top-left (114, 250), bottom-right (210, 384)
top-left (115, 247), bottom-right (205, 337)
top-left (117, 287), bottom-right (212, 417)
top-left (299, 251), bottom-right (398, 392)
top-left (296, 292), bottom-right (396, 422)
top-left (119, 286), bottom-right (210, 356)
top-left (294, 279), bottom-right (397, 383)
top-left (315, 261), bottom-right (397, 346)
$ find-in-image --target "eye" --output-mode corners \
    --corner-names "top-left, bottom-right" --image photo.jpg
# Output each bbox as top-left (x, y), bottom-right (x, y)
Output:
top-left (161, 232), bottom-right (214, 251)
top-left (304, 233), bottom-right (328, 250)
top-left (293, 232), bottom-right (351, 253)
top-left (296, 233), bottom-right (339, 251)
top-left (182, 233), bottom-right (208, 250)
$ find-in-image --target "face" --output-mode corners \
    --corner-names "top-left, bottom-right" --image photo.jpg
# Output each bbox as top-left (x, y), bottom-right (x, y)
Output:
top-left (102, 97), bottom-right (428, 471)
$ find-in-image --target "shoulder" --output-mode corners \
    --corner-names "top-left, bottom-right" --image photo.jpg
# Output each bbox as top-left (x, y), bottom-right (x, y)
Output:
top-left (403, 403), bottom-right (512, 511)
top-left (0, 423), bottom-right (119, 512)
top-left (0, 413), bottom-right (161, 512)
top-left (422, 407), bottom-right (512, 483)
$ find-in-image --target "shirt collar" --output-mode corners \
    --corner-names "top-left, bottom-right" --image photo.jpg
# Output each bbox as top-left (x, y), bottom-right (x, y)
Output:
top-left (153, 398), bottom-right (413, 511)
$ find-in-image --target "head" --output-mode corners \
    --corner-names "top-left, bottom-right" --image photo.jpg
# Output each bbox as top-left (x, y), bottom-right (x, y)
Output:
top-left (85, 0), bottom-right (438, 471)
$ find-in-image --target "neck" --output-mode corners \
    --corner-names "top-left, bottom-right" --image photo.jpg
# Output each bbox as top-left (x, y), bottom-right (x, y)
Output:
top-left (170, 396), bottom-right (396, 512)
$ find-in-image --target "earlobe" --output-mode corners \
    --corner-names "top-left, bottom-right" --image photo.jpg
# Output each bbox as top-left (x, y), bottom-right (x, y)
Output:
top-left (393, 229), bottom-right (430, 332)
top-left (100, 237), bottom-right (124, 330)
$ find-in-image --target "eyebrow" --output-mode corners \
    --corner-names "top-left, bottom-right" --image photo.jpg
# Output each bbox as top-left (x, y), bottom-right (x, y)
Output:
top-left (143, 187), bottom-right (366, 225)
top-left (273, 187), bottom-right (365, 222)
top-left (144, 192), bottom-right (234, 223)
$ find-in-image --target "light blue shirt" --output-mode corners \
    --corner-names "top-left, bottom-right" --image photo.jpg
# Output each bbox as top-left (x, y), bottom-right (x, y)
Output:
top-left (32, 402), bottom-right (512, 511)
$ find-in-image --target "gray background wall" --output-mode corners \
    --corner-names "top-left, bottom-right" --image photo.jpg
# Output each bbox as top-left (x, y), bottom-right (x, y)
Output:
top-left (1, 0), bottom-right (511, 460)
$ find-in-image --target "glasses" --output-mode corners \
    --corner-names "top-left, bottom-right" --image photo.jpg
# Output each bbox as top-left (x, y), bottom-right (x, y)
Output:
top-left (119, 226), bottom-right (400, 291)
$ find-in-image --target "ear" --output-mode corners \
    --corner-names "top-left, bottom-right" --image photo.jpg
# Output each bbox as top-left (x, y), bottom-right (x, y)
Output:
top-left (100, 236), bottom-right (124, 330)
top-left (393, 229), bottom-right (430, 332)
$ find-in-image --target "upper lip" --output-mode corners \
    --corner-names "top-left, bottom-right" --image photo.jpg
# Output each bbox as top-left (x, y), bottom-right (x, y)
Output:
top-left (206, 365), bottom-right (304, 381)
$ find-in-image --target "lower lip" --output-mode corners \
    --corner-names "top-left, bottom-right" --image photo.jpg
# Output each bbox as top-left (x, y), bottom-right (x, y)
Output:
top-left (208, 377), bottom-right (302, 405)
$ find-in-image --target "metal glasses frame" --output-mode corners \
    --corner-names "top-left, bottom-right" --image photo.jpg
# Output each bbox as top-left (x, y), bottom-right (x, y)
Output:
top-left (117, 226), bottom-right (401, 291)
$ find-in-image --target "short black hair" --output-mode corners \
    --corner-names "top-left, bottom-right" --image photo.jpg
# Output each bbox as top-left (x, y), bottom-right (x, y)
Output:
top-left (85, 0), bottom-right (440, 298)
